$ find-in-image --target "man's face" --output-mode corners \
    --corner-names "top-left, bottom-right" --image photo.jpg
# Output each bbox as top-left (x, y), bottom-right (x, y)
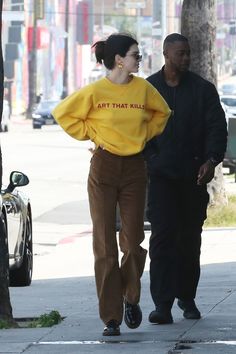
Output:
top-left (164, 41), bottom-right (191, 72)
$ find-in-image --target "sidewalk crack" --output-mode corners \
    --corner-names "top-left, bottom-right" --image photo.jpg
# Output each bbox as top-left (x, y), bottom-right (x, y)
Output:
top-left (177, 288), bottom-right (235, 341)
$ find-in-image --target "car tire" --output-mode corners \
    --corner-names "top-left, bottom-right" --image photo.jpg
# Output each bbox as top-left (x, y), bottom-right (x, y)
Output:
top-left (9, 213), bottom-right (33, 287)
top-left (0, 213), bottom-right (10, 281)
top-left (0, 123), bottom-right (9, 133)
top-left (229, 167), bottom-right (234, 175)
top-left (33, 123), bottom-right (41, 129)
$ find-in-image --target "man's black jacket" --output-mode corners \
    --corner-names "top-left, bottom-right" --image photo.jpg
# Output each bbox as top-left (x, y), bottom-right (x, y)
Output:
top-left (144, 68), bottom-right (228, 180)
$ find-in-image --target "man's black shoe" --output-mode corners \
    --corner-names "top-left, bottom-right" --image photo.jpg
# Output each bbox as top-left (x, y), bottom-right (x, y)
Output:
top-left (149, 305), bottom-right (173, 324)
top-left (124, 300), bottom-right (142, 329)
top-left (103, 320), bottom-right (120, 336)
top-left (177, 299), bottom-right (201, 319)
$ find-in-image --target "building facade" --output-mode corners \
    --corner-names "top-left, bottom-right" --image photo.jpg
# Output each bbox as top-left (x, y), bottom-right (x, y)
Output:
top-left (2, 0), bottom-right (235, 115)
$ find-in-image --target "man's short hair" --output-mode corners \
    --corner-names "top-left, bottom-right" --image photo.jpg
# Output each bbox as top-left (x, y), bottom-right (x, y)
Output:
top-left (163, 33), bottom-right (188, 50)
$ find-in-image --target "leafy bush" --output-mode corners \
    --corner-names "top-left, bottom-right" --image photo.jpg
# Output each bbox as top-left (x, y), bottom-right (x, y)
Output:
top-left (28, 310), bottom-right (62, 328)
top-left (204, 195), bottom-right (236, 228)
top-left (0, 320), bottom-right (11, 329)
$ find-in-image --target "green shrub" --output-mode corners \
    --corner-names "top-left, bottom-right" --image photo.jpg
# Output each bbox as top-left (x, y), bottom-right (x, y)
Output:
top-left (0, 319), bottom-right (18, 329)
top-left (204, 195), bottom-right (236, 228)
top-left (0, 320), bottom-right (11, 329)
top-left (28, 310), bottom-right (62, 328)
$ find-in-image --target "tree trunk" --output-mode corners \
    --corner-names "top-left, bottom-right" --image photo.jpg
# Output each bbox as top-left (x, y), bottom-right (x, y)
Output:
top-left (0, 219), bottom-right (14, 321)
top-left (181, 0), bottom-right (227, 206)
top-left (0, 0), bottom-right (15, 323)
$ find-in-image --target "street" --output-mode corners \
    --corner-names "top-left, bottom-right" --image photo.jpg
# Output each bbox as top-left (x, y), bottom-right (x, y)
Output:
top-left (0, 118), bottom-right (235, 354)
top-left (1, 118), bottom-right (236, 281)
top-left (1, 0), bottom-right (236, 350)
top-left (1, 119), bottom-right (94, 278)
top-left (1, 119), bottom-right (91, 220)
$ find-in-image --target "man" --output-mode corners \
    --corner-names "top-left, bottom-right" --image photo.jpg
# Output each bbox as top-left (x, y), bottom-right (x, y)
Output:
top-left (144, 33), bottom-right (227, 324)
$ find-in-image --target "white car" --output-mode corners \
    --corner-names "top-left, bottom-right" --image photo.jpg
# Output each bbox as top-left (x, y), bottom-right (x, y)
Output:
top-left (232, 59), bottom-right (236, 76)
top-left (1, 99), bottom-right (10, 132)
top-left (220, 95), bottom-right (236, 175)
top-left (220, 102), bottom-right (231, 124)
top-left (220, 95), bottom-right (236, 119)
top-left (219, 83), bottom-right (236, 95)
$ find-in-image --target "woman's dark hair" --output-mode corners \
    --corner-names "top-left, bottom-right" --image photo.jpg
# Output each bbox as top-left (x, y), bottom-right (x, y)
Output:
top-left (92, 33), bottom-right (138, 70)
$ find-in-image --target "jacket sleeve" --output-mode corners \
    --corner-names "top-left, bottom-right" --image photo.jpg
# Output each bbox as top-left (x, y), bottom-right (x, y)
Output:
top-left (146, 84), bottom-right (172, 141)
top-left (52, 88), bottom-right (93, 141)
top-left (203, 82), bottom-right (228, 164)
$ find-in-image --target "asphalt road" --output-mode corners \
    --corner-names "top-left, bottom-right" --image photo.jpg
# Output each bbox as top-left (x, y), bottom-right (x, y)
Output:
top-left (0, 117), bottom-right (236, 354)
top-left (1, 120), bottom-right (91, 219)
top-left (1, 118), bottom-right (236, 274)
top-left (0, 119), bottom-right (93, 269)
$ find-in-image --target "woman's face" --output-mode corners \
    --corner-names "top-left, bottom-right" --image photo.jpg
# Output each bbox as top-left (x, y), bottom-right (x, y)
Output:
top-left (120, 44), bottom-right (142, 74)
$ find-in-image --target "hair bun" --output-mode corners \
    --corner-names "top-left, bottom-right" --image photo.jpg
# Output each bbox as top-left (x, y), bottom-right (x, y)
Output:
top-left (92, 40), bottom-right (106, 64)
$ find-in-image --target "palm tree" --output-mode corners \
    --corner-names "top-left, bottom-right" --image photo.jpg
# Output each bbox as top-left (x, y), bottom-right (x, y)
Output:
top-left (181, 0), bottom-right (227, 206)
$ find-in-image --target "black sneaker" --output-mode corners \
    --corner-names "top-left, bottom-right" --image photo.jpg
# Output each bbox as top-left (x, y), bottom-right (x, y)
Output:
top-left (103, 320), bottom-right (120, 336)
top-left (149, 304), bottom-right (173, 324)
top-left (124, 300), bottom-right (142, 329)
top-left (177, 299), bottom-right (201, 319)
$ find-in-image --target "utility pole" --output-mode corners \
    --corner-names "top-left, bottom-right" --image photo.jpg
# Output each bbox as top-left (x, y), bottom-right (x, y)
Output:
top-left (123, 2), bottom-right (145, 43)
top-left (61, 0), bottom-right (69, 99)
top-left (152, 0), bottom-right (166, 72)
top-left (101, 0), bottom-right (104, 35)
top-left (27, 0), bottom-right (38, 118)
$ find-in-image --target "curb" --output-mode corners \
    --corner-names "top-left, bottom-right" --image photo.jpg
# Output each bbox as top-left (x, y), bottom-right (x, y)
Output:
top-left (11, 115), bottom-right (31, 124)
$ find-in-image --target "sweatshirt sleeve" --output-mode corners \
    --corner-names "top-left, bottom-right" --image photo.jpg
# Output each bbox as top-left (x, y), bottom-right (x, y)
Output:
top-left (145, 83), bottom-right (172, 141)
top-left (52, 88), bottom-right (93, 141)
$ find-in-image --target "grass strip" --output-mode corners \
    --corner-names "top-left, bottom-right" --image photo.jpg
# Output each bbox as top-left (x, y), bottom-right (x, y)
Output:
top-left (205, 195), bottom-right (236, 228)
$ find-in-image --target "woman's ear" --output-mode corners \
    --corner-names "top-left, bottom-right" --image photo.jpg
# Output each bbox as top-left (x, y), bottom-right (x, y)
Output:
top-left (115, 54), bottom-right (123, 68)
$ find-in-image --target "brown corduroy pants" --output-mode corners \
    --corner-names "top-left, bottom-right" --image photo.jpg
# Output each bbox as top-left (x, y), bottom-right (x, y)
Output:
top-left (87, 148), bottom-right (147, 325)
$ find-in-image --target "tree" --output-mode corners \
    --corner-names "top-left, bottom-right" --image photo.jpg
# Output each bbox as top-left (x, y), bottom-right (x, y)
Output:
top-left (0, 0), bottom-right (16, 326)
top-left (181, 0), bottom-right (227, 206)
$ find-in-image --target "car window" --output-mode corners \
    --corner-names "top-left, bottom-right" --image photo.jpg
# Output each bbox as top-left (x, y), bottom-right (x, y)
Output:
top-left (38, 101), bottom-right (59, 110)
top-left (222, 84), bottom-right (236, 89)
top-left (221, 84), bottom-right (236, 92)
top-left (221, 98), bottom-right (236, 107)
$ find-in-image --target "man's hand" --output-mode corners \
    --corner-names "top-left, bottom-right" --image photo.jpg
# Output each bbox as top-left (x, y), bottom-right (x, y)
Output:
top-left (197, 160), bottom-right (215, 185)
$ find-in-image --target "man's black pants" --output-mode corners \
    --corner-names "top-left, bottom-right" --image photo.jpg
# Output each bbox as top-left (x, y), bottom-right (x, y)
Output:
top-left (147, 175), bottom-right (209, 306)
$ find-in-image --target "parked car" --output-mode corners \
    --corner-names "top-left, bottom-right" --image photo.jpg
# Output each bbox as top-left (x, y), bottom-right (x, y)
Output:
top-left (223, 157), bottom-right (236, 176)
top-left (220, 97), bottom-right (236, 176)
top-left (231, 59), bottom-right (236, 76)
top-left (1, 99), bottom-right (10, 132)
top-left (223, 116), bottom-right (236, 178)
top-left (1, 171), bottom-right (33, 286)
top-left (220, 95), bottom-right (236, 118)
top-left (32, 100), bottom-right (60, 129)
top-left (220, 101), bottom-right (231, 124)
top-left (219, 82), bottom-right (236, 95)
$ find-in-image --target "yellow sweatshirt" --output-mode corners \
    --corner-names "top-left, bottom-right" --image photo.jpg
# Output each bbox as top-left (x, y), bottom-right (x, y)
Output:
top-left (52, 75), bottom-right (171, 156)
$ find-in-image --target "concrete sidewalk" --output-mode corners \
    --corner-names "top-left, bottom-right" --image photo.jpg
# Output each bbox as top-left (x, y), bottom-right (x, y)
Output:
top-left (0, 227), bottom-right (236, 354)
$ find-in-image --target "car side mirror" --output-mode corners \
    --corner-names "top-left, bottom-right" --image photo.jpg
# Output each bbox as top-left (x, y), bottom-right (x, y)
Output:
top-left (6, 171), bottom-right (29, 193)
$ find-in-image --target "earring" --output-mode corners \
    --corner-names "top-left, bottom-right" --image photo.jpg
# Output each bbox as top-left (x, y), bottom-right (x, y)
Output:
top-left (118, 63), bottom-right (123, 69)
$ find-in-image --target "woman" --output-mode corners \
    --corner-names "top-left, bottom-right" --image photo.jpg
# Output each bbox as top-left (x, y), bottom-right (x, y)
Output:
top-left (52, 33), bottom-right (171, 336)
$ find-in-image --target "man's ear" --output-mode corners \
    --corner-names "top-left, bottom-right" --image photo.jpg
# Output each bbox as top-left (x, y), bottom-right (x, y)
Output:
top-left (163, 50), bottom-right (168, 59)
